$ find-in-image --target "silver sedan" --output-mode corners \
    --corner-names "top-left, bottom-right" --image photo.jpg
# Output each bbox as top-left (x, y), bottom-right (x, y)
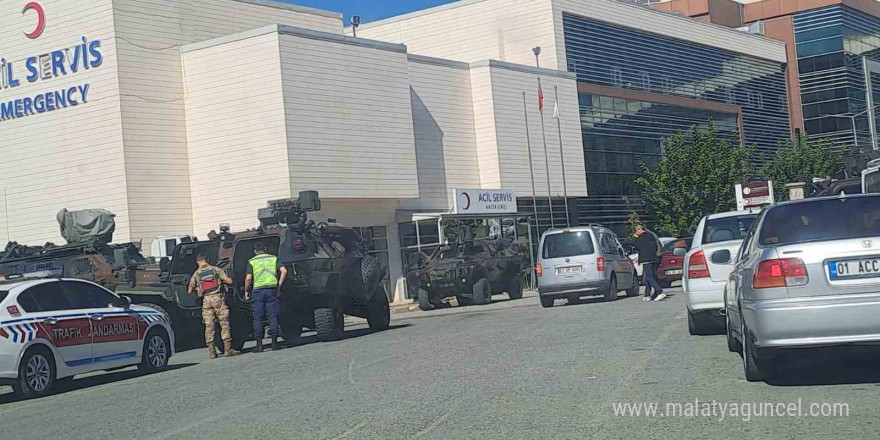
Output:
top-left (725, 194), bottom-right (880, 382)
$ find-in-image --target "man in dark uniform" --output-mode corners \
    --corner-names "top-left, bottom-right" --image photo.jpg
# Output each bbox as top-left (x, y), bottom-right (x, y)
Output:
top-left (635, 224), bottom-right (666, 302)
top-left (244, 242), bottom-right (288, 352)
top-left (188, 254), bottom-right (241, 359)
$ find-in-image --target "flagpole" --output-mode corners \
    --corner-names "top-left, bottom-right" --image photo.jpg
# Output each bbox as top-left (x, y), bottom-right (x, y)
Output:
top-left (554, 85), bottom-right (571, 227)
top-left (533, 47), bottom-right (555, 229)
top-left (522, 92), bottom-right (541, 239)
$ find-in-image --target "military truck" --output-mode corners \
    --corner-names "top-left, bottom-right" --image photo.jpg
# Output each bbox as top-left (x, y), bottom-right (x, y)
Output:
top-left (166, 191), bottom-right (391, 346)
top-left (408, 237), bottom-right (526, 311)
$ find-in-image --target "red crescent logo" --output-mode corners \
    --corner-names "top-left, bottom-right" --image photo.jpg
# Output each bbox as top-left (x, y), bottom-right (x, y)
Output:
top-left (22, 2), bottom-right (45, 39)
top-left (460, 193), bottom-right (471, 210)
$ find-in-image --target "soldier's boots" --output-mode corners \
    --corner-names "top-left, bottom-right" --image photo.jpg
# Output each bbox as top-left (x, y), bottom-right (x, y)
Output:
top-left (254, 339), bottom-right (264, 353)
top-left (271, 336), bottom-right (282, 351)
top-left (223, 341), bottom-right (241, 357)
top-left (207, 343), bottom-right (218, 360)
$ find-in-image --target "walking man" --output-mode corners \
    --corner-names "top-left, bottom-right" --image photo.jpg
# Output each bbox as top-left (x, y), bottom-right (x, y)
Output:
top-left (244, 243), bottom-right (288, 352)
top-left (188, 254), bottom-right (241, 359)
top-left (635, 225), bottom-right (666, 302)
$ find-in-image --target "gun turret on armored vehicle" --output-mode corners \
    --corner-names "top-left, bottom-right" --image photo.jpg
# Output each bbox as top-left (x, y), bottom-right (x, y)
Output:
top-left (166, 191), bottom-right (391, 346)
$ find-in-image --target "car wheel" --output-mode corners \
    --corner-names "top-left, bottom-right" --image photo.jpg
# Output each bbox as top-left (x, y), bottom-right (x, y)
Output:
top-left (687, 311), bottom-right (707, 336)
top-left (456, 295), bottom-right (474, 307)
top-left (726, 311), bottom-right (742, 353)
top-left (625, 275), bottom-right (640, 297)
top-left (741, 323), bottom-right (767, 382)
top-left (540, 296), bottom-right (554, 308)
top-left (603, 276), bottom-right (617, 302)
top-left (417, 288), bottom-right (434, 311)
top-left (366, 287), bottom-right (391, 331)
top-left (314, 306), bottom-right (344, 342)
top-left (12, 346), bottom-right (56, 399)
top-left (507, 276), bottom-right (524, 300)
top-left (567, 295), bottom-right (580, 305)
top-left (139, 329), bottom-right (170, 373)
top-left (472, 279), bottom-right (491, 305)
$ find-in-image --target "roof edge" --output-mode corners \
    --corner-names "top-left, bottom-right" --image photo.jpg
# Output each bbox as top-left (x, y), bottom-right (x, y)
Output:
top-left (470, 59), bottom-right (578, 79)
top-left (181, 24), bottom-right (408, 54)
top-left (232, 0), bottom-right (343, 19)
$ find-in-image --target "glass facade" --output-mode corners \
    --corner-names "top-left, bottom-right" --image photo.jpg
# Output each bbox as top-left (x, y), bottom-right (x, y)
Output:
top-left (563, 13), bottom-right (791, 156)
top-left (794, 6), bottom-right (880, 150)
top-left (580, 93), bottom-right (739, 196)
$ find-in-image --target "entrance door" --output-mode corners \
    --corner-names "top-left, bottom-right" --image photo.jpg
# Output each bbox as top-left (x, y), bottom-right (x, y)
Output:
top-left (170, 242), bottom-right (221, 309)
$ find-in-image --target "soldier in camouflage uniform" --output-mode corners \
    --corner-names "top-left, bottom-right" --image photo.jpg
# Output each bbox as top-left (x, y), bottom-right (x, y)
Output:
top-left (188, 254), bottom-right (241, 359)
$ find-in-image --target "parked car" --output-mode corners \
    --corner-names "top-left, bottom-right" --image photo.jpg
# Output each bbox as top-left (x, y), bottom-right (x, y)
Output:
top-left (0, 278), bottom-right (174, 398)
top-left (683, 211), bottom-right (758, 335)
top-left (627, 236), bottom-right (675, 281)
top-left (656, 238), bottom-right (692, 288)
top-left (537, 226), bottom-right (638, 308)
top-left (725, 194), bottom-right (880, 381)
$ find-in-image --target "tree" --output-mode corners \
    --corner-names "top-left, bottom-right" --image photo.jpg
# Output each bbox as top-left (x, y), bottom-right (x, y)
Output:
top-left (760, 133), bottom-right (841, 200)
top-left (635, 122), bottom-right (753, 237)
top-left (622, 196), bottom-right (642, 238)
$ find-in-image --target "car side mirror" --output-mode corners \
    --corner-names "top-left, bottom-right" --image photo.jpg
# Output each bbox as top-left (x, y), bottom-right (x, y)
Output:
top-left (113, 295), bottom-right (132, 308)
top-left (673, 247), bottom-right (687, 257)
top-left (711, 250), bottom-right (731, 264)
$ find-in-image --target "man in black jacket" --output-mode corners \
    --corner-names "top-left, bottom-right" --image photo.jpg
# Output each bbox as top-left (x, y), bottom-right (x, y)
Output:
top-left (635, 224), bottom-right (666, 302)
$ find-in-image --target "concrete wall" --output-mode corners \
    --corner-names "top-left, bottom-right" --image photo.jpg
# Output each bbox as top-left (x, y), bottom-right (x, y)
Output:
top-left (0, 0), bottom-right (127, 244)
top-left (278, 29), bottom-right (419, 200)
top-left (112, 0), bottom-right (342, 244)
top-left (485, 62), bottom-right (588, 197)
top-left (404, 56), bottom-right (481, 211)
top-left (356, 0), bottom-right (559, 69)
top-left (182, 31), bottom-right (290, 236)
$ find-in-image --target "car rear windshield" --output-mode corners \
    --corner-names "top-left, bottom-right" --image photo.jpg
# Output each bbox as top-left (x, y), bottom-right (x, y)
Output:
top-left (542, 231), bottom-right (595, 259)
top-left (703, 215), bottom-right (757, 244)
top-left (759, 197), bottom-right (880, 246)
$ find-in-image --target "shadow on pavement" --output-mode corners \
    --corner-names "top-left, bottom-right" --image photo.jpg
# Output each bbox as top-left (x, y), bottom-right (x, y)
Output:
top-left (275, 323), bottom-right (412, 350)
top-left (765, 347), bottom-right (880, 386)
top-left (0, 363), bottom-right (197, 405)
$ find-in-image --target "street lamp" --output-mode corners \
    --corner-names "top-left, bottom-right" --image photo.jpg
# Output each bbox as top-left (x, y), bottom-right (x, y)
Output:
top-left (824, 104), bottom-right (880, 150)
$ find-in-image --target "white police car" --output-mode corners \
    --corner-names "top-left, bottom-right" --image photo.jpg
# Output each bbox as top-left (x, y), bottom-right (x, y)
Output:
top-left (0, 278), bottom-right (174, 398)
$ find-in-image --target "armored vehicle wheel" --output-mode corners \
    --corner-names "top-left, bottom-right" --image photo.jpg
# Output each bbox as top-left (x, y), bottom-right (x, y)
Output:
top-left (281, 319), bottom-right (303, 344)
top-left (472, 278), bottom-right (492, 305)
top-left (367, 287), bottom-right (391, 331)
top-left (314, 306), bottom-right (344, 342)
top-left (417, 288), bottom-right (435, 311)
top-left (507, 276), bottom-right (523, 300)
top-left (456, 295), bottom-right (474, 307)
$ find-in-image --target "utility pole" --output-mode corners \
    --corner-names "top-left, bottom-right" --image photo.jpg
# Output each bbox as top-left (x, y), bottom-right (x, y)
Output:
top-left (553, 85), bottom-right (571, 227)
top-left (522, 92), bottom-right (540, 238)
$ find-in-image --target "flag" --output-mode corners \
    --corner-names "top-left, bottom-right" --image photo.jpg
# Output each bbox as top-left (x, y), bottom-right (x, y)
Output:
top-left (538, 86), bottom-right (544, 111)
top-left (552, 100), bottom-right (559, 119)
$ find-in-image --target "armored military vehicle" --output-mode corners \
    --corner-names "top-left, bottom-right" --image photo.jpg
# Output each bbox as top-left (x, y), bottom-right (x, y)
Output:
top-left (166, 191), bottom-right (391, 346)
top-left (408, 236), bottom-right (526, 311)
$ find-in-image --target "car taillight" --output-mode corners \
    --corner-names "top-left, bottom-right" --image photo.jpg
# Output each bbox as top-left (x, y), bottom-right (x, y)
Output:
top-left (536, 263), bottom-right (543, 277)
top-left (597, 257), bottom-right (606, 272)
top-left (753, 258), bottom-right (808, 289)
top-left (688, 251), bottom-right (710, 279)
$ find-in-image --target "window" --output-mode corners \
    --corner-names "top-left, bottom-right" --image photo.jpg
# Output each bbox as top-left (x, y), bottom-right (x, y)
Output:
top-left (611, 66), bottom-right (623, 87)
top-left (164, 239), bottom-right (176, 257)
top-left (62, 281), bottom-right (119, 309)
top-left (17, 282), bottom-right (73, 312)
top-left (759, 197), bottom-right (880, 246)
top-left (542, 231), bottom-right (595, 259)
top-left (703, 215), bottom-right (758, 244)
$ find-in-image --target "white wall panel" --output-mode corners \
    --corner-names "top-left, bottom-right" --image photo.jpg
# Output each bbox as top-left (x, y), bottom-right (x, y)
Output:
top-left (357, 0), bottom-right (559, 69)
top-left (404, 58), bottom-right (480, 211)
top-left (0, 0), bottom-right (128, 245)
top-left (113, 0), bottom-right (342, 244)
top-left (279, 32), bottom-right (419, 199)
top-left (488, 64), bottom-right (587, 197)
top-left (470, 65), bottom-right (502, 189)
top-left (182, 32), bottom-right (290, 235)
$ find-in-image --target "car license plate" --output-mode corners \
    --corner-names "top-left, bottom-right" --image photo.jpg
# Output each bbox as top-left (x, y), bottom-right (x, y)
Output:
top-left (829, 259), bottom-right (880, 280)
top-left (665, 269), bottom-right (683, 275)
top-left (556, 266), bottom-right (582, 275)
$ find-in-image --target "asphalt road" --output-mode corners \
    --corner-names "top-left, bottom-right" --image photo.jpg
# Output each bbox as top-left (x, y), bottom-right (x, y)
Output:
top-left (2, 287), bottom-right (879, 439)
